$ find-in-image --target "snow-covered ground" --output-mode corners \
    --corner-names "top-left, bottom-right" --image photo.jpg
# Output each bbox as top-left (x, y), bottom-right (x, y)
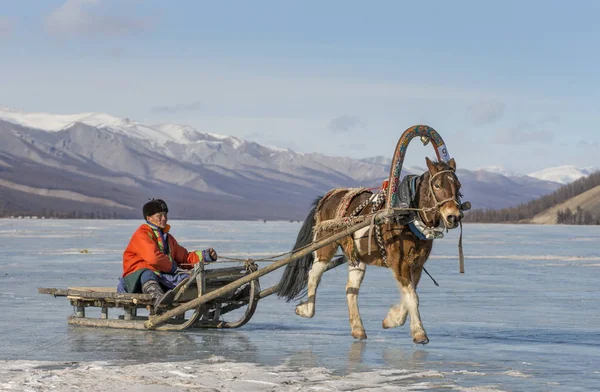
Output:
top-left (0, 358), bottom-right (461, 392)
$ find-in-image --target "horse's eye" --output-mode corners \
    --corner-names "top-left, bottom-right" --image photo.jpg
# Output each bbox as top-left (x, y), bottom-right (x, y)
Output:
top-left (434, 183), bottom-right (441, 189)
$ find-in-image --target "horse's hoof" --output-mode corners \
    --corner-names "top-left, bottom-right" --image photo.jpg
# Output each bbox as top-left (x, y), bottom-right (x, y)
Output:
top-left (295, 303), bottom-right (313, 318)
top-left (382, 318), bottom-right (401, 329)
top-left (412, 333), bottom-right (429, 345)
top-left (352, 330), bottom-right (367, 340)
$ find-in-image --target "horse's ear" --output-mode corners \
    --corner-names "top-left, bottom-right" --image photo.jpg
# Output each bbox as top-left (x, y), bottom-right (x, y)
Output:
top-left (425, 157), bottom-right (437, 174)
top-left (448, 158), bottom-right (456, 171)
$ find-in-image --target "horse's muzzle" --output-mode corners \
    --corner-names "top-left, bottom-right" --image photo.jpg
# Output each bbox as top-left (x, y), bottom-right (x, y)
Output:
top-left (445, 214), bottom-right (460, 229)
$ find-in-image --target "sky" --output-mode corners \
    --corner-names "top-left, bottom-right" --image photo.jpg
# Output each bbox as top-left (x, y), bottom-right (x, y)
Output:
top-left (1, 0), bottom-right (599, 173)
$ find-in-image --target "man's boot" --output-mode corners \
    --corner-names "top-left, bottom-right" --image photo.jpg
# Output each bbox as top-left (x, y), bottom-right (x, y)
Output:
top-left (141, 280), bottom-right (175, 313)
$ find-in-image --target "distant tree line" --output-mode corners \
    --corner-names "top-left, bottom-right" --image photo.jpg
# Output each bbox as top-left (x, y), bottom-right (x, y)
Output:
top-left (0, 208), bottom-right (125, 219)
top-left (463, 171), bottom-right (600, 224)
top-left (556, 206), bottom-right (600, 225)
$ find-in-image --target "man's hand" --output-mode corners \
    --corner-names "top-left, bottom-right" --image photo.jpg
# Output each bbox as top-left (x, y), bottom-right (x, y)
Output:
top-left (200, 248), bottom-right (218, 263)
top-left (207, 248), bottom-right (218, 262)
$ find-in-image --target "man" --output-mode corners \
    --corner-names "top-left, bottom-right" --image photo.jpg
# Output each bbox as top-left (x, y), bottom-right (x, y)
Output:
top-left (117, 199), bottom-right (217, 309)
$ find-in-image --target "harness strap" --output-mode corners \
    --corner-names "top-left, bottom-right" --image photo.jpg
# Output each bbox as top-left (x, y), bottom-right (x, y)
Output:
top-left (458, 221), bottom-right (465, 273)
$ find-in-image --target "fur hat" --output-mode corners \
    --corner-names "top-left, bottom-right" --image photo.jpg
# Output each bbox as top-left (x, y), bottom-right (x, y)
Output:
top-left (143, 199), bottom-right (169, 218)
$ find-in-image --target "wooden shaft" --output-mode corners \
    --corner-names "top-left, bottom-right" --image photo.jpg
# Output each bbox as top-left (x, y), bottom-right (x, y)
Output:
top-left (144, 209), bottom-right (395, 329)
top-left (258, 256), bottom-right (347, 299)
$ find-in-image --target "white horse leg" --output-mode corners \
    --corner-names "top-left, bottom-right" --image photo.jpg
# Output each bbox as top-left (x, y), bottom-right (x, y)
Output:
top-left (346, 261), bottom-right (367, 340)
top-left (295, 258), bottom-right (328, 318)
top-left (382, 277), bottom-right (409, 329)
top-left (382, 301), bottom-right (408, 329)
top-left (402, 284), bottom-right (429, 344)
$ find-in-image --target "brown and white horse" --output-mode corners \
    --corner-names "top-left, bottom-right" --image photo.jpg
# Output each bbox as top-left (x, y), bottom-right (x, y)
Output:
top-left (276, 157), bottom-right (463, 344)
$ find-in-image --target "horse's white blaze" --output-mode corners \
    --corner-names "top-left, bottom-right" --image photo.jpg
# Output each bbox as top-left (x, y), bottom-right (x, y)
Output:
top-left (352, 227), bottom-right (371, 253)
top-left (295, 259), bottom-right (328, 318)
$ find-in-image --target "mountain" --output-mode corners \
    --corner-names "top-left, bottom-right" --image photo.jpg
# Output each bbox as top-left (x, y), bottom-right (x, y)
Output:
top-left (0, 107), bottom-right (564, 220)
top-left (528, 165), bottom-right (598, 184)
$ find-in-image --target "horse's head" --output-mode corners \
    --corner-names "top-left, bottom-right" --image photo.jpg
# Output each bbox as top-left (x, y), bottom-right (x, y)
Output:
top-left (424, 157), bottom-right (463, 229)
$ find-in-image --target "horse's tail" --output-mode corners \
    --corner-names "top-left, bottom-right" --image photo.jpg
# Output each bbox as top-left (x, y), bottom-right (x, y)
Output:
top-left (276, 197), bottom-right (321, 302)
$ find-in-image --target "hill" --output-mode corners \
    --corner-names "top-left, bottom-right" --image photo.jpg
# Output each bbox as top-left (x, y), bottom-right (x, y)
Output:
top-left (464, 171), bottom-right (600, 224)
top-left (530, 185), bottom-right (600, 224)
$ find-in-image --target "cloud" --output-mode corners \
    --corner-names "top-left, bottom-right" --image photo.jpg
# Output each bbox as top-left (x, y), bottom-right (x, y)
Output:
top-left (494, 126), bottom-right (554, 145)
top-left (45, 0), bottom-right (152, 37)
top-left (467, 100), bottom-right (505, 125)
top-left (0, 17), bottom-right (15, 38)
top-left (150, 102), bottom-right (203, 115)
top-left (328, 115), bottom-right (366, 133)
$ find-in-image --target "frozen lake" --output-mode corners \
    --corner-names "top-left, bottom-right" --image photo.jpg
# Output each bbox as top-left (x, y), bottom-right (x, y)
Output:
top-left (1, 219), bottom-right (599, 391)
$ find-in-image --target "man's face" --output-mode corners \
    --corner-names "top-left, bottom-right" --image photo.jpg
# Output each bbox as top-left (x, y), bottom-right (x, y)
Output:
top-left (147, 212), bottom-right (168, 229)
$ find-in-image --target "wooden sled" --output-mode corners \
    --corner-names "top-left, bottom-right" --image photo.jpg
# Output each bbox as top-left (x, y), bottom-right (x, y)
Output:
top-left (39, 262), bottom-right (260, 331)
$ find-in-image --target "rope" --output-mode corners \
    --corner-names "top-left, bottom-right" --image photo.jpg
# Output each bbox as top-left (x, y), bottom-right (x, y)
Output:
top-left (217, 251), bottom-right (292, 263)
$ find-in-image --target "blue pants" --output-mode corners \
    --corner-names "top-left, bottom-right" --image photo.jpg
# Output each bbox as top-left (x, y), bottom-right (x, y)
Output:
top-left (117, 269), bottom-right (189, 293)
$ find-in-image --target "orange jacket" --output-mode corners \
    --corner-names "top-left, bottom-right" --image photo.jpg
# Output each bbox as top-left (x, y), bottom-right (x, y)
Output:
top-left (122, 224), bottom-right (201, 277)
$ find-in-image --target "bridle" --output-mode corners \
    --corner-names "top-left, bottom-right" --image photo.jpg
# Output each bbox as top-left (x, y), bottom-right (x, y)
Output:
top-left (427, 169), bottom-right (461, 210)
top-left (416, 168), bottom-right (462, 227)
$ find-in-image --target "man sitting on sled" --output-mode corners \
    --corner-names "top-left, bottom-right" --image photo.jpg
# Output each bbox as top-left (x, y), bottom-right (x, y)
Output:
top-left (117, 199), bottom-right (218, 309)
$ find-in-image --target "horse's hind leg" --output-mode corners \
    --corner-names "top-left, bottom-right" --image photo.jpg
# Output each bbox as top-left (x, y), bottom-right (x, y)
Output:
top-left (295, 243), bottom-right (337, 318)
top-left (346, 261), bottom-right (367, 340)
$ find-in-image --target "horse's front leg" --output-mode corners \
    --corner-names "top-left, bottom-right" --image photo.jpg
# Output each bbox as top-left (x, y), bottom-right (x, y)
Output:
top-left (346, 261), bottom-right (367, 340)
top-left (295, 258), bottom-right (329, 318)
top-left (382, 300), bottom-right (408, 329)
top-left (401, 283), bottom-right (428, 344)
top-left (383, 283), bottom-right (427, 344)
top-left (382, 263), bottom-right (428, 344)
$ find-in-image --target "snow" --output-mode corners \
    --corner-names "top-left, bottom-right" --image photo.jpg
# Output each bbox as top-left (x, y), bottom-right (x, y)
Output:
top-left (476, 165), bottom-right (517, 177)
top-left (227, 136), bottom-right (243, 149)
top-left (0, 106), bottom-right (97, 131)
top-left (0, 107), bottom-right (231, 146)
top-left (528, 165), bottom-right (598, 184)
top-left (0, 358), bottom-right (476, 392)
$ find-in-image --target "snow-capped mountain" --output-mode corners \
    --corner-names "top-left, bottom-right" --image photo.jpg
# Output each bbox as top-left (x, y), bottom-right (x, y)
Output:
top-left (0, 107), bottom-right (566, 219)
top-left (528, 165), bottom-right (598, 185)
top-left (475, 165), bottom-right (517, 177)
top-left (0, 106), bottom-right (222, 144)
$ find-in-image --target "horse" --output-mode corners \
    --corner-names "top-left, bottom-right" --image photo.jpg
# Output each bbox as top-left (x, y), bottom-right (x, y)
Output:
top-left (276, 157), bottom-right (463, 344)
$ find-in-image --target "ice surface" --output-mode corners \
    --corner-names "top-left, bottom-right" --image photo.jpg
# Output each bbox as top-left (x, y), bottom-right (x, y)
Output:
top-left (1, 220), bottom-right (599, 391)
